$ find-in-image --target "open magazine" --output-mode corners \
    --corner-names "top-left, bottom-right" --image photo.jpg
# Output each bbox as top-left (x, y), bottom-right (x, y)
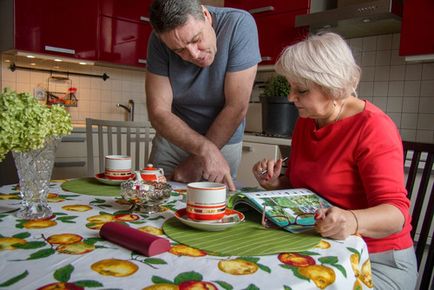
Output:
top-left (227, 188), bottom-right (332, 233)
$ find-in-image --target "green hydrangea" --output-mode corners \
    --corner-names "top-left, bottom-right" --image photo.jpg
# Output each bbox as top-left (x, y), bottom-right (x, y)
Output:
top-left (0, 88), bottom-right (72, 161)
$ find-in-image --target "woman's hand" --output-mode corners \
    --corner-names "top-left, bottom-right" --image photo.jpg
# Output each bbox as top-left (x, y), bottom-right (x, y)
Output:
top-left (315, 207), bottom-right (358, 240)
top-left (252, 158), bottom-right (284, 190)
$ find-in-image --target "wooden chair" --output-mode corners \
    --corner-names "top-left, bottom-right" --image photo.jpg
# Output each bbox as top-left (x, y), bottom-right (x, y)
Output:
top-left (86, 118), bottom-right (151, 177)
top-left (402, 141), bottom-right (434, 289)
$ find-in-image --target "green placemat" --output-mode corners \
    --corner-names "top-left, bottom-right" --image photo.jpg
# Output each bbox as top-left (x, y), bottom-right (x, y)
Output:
top-left (61, 178), bottom-right (121, 196)
top-left (163, 212), bottom-right (321, 256)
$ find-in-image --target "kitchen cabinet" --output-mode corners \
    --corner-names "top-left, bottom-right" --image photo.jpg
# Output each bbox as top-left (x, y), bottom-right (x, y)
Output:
top-left (237, 141), bottom-right (279, 187)
top-left (224, 0), bottom-right (309, 65)
top-left (399, 0), bottom-right (434, 57)
top-left (14, 0), bottom-right (99, 60)
top-left (99, 16), bottom-right (152, 67)
top-left (100, 0), bottom-right (153, 22)
top-left (98, 0), bottom-right (153, 67)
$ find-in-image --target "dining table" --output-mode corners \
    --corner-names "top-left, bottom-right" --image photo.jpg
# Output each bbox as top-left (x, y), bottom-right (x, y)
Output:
top-left (0, 178), bottom-right (373, 290)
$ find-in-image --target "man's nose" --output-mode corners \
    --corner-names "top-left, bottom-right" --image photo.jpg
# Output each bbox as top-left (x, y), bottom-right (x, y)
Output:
top-left (186, 44), bottom-right (200, 59)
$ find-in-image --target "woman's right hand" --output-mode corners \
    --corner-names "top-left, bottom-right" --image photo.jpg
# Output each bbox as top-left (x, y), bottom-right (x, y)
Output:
top-left (252, 158), bottom-right (284, 189)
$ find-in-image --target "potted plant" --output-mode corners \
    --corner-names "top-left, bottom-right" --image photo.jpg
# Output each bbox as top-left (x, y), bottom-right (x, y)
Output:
top-left (0, 88), bottom-right (73, 219)
top-left (259, 75), bottom-right (298, 137)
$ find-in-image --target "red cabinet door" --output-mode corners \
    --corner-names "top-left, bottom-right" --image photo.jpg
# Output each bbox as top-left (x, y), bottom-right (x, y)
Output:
top-left (15, 0), bottom-right (98, 60)
top-left (224, 0), bottom-right (309, 14)
top-left (399, 0), bottom-right (434, 56)
top-left (99, 16), bottom-right (152, 67)
top-left (100, 0), bottom-right (153, 23)
top-left (255, 9), bottom-right (309, 65)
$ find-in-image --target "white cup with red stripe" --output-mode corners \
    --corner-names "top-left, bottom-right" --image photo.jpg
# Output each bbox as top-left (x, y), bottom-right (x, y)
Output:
top-left (186, 182), bottom-right (227, 221)
top-left (104, 155), bottom-right (132, 180)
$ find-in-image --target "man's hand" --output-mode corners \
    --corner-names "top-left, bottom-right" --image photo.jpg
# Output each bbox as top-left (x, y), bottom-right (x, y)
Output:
top-left (172, 155), bottom-right (203, 183)
top-left (200, 147), bottom-right (235, 191)
top-left (172, 151), bottom-right (236, 191)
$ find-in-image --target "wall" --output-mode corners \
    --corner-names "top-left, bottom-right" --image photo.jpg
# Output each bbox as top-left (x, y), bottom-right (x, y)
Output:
top-left (1, 53), bottom-right (148, 124)
top-left (256, 33), bottom-right (434, 143)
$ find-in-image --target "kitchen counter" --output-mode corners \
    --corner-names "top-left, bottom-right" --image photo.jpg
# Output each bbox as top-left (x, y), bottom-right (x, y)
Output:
top-left (243, 133), bottom-right (291, 146)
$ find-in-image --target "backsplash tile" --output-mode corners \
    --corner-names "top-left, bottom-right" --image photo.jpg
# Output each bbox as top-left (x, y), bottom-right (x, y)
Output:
top-left (0, 54), bottom-right (148, 124)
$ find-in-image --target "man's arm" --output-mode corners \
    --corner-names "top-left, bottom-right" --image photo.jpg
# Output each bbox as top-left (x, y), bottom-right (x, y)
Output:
top-left (146, 71), bottom-right (212, 155)
top-left (173, 65), bottom-right (257, 188)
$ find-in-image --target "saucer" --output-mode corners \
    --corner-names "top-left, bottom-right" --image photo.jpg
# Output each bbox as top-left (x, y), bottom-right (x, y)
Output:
top-left (174, 208), bottom-right (244, 231)
top-left (95, 173), bottom-right (134, 186)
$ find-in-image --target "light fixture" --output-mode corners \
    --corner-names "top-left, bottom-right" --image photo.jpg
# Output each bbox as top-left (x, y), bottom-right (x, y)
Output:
top-left (4, 59), bottom-right (10, 63)
top-left (362, 18), bottom-right (371, 23)
top-left (30, 63), bottom-right (36, 66)
top-left (16, 51), bottom-right (95, 65)
top-left (79, 62), bottom-right (87, 65)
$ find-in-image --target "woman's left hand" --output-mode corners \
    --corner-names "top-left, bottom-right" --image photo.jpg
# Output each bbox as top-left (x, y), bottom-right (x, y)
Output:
top-left (315, 207), bottom-right (358, 240)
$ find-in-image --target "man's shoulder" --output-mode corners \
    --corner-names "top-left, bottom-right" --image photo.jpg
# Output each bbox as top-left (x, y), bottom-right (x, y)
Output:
top-left (208, 6), bottom-right (254, 22)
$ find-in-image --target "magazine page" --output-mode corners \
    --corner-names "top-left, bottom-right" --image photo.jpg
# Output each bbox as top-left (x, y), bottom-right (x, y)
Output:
top-left (243, 188), bottom-right (331, 233)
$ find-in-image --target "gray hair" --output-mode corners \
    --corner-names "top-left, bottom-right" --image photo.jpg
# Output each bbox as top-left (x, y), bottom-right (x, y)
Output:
top-left (150, 0), bottom-right (205, 34)
top-left (275, 32), bottom-right (361, 100)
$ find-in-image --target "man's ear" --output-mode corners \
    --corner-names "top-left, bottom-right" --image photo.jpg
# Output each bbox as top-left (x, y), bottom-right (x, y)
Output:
top-left (202, 5), bottom-right (212, 24)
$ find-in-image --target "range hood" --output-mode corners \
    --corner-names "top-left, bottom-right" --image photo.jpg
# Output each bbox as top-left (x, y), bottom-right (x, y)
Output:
top-left (295, 0), bottom-right (403, 38)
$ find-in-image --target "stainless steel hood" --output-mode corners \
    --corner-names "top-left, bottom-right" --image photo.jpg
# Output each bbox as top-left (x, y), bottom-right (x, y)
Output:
top-left (295, 0), bottom-right (403, 38)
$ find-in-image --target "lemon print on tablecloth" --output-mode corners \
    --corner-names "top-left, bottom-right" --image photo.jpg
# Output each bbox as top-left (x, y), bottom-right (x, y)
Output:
top-left (218, 259), bottom-right (258, 275)
top-left (0, 193), bottom-right (20, 200)
top-left (86, 213), bottom-right (141, 230)
top-left (57, 242), bottom-right (95, 255)
top-left (47, 193), bottom-right (65, 203)
top-left (169, 245), bottom-right (206, 257)
top-left (142, 283), bottom-right (179, 290)
top-left (62, 204), bottom-right (92, 212)
top-left (0, 237), bottom-right (27, 250)
top-left (349, 249), bottom-right (374, 288)
top-left (316, 240), bottom-right (331, 249)
top-left (23, 219), bottom-right (57, 229)
top-left (138, 225), bottom-right (164, 236)
top-left (278, 253), bottom-right (316, 267)
top-left (298, 264), bottom-right (336, 289)
top-left (47, 233), bottom-right (83, 245)
top-left (91, 259), bottom-right (138, 277)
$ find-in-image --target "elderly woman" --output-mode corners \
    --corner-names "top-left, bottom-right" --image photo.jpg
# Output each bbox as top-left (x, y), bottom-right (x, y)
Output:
top-left (253, 32), bottom-right (417, 290)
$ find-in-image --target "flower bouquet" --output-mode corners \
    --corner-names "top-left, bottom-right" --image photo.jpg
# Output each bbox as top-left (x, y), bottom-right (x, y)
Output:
top-left (0, 88), bottom-right (73, 219)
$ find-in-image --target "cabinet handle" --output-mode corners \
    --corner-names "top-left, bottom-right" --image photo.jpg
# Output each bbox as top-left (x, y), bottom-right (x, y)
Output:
top-left (54, 161), bottom-right (85, 168)
top-left (140, 16), bottom-right (150, 22)
top-left (249, 6), bottom-right (274, 14)
top-left (45, 45), bottom-right (75, 55)
top-left (138, 59), bottom-right (147, 64)
top-left (242, 145), bottom-right (253, 152)
top-left (61, 137), bottom-right (85, 143)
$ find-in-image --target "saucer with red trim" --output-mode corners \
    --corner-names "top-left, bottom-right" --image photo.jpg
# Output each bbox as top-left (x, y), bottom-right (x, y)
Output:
top-left (95, 172), bottom-right (134, 185)
top-left (174, 208), bottom-right (244, 231)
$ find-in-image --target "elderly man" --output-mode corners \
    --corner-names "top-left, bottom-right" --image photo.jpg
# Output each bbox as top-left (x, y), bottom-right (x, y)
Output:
top-left (146, 0), bottom-right (260, 190)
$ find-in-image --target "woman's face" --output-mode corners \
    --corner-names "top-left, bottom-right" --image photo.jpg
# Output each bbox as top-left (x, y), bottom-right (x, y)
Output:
top-left (288, 81), bottom-right (334, 120)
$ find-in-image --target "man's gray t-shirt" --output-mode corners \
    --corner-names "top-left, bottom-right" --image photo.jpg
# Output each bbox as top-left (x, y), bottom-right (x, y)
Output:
top-left (146, 6), bottom-right (261, 144)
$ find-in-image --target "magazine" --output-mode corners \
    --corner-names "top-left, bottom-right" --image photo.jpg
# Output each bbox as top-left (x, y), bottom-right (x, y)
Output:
top-left (227, 188), bottom-right (332, 233)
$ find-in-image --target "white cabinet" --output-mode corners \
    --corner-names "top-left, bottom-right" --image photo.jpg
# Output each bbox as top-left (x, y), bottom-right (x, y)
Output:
top-left (237, 141), bottom-right (279, 187)
top-left (52, 134), bottom-right (87, 179)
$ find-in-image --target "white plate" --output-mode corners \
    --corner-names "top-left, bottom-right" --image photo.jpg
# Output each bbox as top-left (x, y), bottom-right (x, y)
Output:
top-left (174, 208), bottom-right (245, 231)
top-left (95, 173), bottom-right (134, 186)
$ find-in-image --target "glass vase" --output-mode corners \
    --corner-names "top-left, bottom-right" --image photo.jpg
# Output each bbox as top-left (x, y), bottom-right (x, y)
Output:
top-left (12, 137), bottom-right (60, 220)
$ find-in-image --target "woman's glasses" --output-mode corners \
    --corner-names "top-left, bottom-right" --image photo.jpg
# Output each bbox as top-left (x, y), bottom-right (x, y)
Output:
top-left (261, 205), bottom-right (316, 229)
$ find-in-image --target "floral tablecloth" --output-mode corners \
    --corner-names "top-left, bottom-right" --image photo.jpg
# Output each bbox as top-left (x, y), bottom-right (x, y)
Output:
top-left (0, 181), bottom-right (373, 290)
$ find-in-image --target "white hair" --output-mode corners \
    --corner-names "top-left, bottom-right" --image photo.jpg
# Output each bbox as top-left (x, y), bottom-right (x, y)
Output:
top-left (275, 32), bottom-right (360, 100)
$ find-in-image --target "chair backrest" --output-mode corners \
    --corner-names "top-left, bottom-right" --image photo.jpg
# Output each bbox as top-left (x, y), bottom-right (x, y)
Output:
top-left (86, 118), bottom-right (151, 176)
top-left (402, 141), bottom-right (434, 289)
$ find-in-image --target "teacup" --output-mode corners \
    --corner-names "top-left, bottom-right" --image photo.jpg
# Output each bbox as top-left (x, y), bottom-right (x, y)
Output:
top-left (104, 155), bottom-right (132, 180)
top-left (186, 182), bottom-right (227, 221)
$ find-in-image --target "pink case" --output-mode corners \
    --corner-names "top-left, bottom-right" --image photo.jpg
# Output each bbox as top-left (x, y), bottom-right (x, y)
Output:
top-left (100, 222), bottom-right (170, 256)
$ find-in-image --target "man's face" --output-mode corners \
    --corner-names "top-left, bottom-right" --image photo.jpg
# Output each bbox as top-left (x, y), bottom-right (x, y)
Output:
top-left (159, 7), bottom-right (217, 67)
